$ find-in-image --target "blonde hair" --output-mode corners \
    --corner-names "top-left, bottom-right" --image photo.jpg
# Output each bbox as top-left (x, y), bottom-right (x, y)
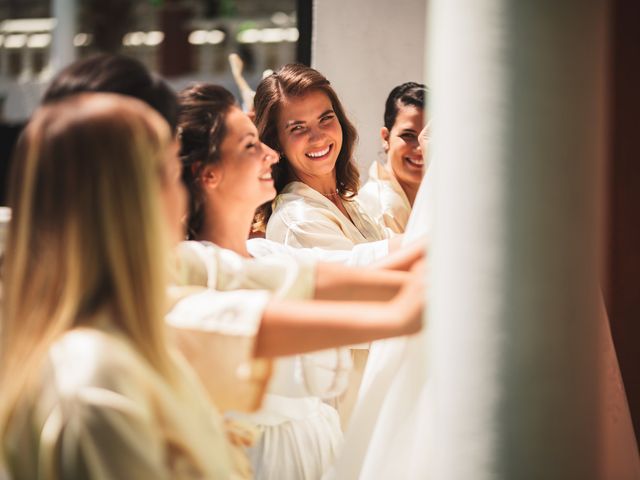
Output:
top-left (0, 93), bottom-right (175, 439)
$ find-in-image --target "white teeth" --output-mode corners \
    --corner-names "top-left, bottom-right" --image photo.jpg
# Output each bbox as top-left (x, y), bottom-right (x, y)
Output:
top-left (259, 173), bottom-right (272, 180)
top-left (406, 157), bottom-right (424, 167)
top-left (306, 145), bottom-right (331, 158)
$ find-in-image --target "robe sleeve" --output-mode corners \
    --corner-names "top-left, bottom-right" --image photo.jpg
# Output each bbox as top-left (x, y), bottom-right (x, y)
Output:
top-left (166, 288), bottom-right (272, 412)
top-left (41, 389), bottom-right (171, 480)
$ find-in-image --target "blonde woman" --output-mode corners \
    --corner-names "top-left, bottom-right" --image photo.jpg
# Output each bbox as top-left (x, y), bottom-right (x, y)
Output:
top-left (0, 93), bottom-right (245, 478)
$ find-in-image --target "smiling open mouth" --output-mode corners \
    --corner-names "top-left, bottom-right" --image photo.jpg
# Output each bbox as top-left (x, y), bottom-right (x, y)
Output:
top-left (258, 172), bottom-right (273, 181)
top-left (305, 144), bottom-right (333, 160)
top-left (405, 156), bottom-right (424, 168)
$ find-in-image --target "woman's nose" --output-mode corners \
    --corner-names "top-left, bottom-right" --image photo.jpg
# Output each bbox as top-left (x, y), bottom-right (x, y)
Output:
top-left (263, 144), bottom-right (279, 165)
top-left (308, 126), bottom-right (324, 142)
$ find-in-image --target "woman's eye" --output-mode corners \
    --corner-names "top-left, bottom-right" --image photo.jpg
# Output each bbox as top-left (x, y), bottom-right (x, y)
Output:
top-left (321, 114), bottom-right (335, 123)
top-left (290, 125), bottom-right (305, 133)
top-left (246, 142), bottom-right (257, 150)
top-left (400, 133), bottom-right (416, 140)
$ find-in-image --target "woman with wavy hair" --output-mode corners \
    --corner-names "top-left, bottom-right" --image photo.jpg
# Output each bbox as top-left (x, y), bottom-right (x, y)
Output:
top-left (253, 64), bottom-right (399, 251)
top-left (253, 65), bottom-right (409, 430)
top-left (177, 82), bottom-right (426, 480)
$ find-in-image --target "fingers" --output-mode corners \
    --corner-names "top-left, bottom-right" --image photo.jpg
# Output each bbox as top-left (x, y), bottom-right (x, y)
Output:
top-left (418, 120), bottom-right (431, 157)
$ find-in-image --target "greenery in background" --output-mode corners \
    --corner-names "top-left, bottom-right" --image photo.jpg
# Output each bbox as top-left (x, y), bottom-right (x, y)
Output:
top-left (201, 0), bottom-right (236, 18)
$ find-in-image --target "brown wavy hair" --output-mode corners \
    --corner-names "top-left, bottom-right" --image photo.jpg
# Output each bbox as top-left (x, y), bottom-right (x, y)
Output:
top-left (177, 84), bottom-right (237, 239)
top-left (253, 64), bottom-right (359, 231)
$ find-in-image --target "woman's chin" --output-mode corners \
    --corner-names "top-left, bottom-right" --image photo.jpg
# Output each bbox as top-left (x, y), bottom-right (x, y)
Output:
top-left (257, 188), bottom-right (276, 206)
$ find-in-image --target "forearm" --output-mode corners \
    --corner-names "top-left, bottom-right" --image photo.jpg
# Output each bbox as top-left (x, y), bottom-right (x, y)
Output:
top-left (313, 262), bottom-right (407, 301)
top-left (371, 238), bottom-right (426, 271)
top-left (254, 299), bottom-right (404, 357)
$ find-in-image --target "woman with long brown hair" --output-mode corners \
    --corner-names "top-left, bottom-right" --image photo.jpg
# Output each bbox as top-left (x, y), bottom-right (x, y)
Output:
top-left (253, 64), bottom-right (400, 250)
top-left (253, 64), bottom-right (408, 433)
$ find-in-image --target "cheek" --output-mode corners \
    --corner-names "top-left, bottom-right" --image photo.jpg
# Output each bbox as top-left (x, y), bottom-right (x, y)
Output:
top-left (388, 139), bottom-right (405, 162)
top-left (222, 161), bottom-right (257, 196)
top-left (283, 136), bottom-right (305, 162)
top-left (331, 124), bottom-right (343, 146)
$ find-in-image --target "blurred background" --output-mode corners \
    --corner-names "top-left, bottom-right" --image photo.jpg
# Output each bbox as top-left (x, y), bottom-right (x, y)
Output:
top-left (0, 0), bottom-right (307, 122)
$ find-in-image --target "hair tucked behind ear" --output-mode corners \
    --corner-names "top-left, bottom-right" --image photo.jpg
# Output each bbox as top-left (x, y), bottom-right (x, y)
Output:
top-left (383, 82), bottom-right (428, 130)
top-left (177, 84), bottom-right (236, 239)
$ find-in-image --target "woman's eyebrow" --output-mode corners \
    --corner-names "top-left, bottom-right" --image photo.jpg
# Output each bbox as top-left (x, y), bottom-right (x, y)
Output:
top-left (285, 119), bottom-right (305, 128)
top-left (318, 109), bottom-right (334, 118)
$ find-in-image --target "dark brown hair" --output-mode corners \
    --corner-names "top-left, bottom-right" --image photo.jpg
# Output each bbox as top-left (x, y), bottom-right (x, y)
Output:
top-left (177, 83), bottom-right (236, 238)
top-left (384, 82), bottom-right (428, 130)
top-left (43, 54), bottom-right (178, 134)
top-left (253, 64), bottom-right (359, 230)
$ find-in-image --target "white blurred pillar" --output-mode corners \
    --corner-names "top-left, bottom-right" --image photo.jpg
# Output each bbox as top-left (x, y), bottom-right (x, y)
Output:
top-left (50, 0), bottom-right (76, 74)
top-left (425, 0), bottom-right (609, 478)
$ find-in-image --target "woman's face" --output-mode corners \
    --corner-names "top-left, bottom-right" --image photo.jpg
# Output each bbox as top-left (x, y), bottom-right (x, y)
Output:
top-left (277, 90), bottom-right (343, 184)
top-left (213, 107), bottom-right (278, 208)
top-left (382, 104), bottom-right (425, 190)
top-left (161, 138), bottom-right (188, 245)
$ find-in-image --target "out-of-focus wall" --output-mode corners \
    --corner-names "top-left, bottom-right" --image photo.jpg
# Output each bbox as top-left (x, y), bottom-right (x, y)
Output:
top-left (312, 0), bottom-right (426, 179)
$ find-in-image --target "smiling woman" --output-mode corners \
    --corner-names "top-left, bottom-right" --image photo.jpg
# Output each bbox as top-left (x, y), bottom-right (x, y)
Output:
top-left (252, 63), bottom-right (402, 437)
top-left (253, 63), bottom-right (391, 252)
top-left (359, 82), bottom-right (428, 234)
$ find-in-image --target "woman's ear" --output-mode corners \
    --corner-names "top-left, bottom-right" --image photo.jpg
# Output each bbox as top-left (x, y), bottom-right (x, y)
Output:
top-left (199, 164), bottom-right (221, 190)
top-left (381, 127), bottom-right (390, 153)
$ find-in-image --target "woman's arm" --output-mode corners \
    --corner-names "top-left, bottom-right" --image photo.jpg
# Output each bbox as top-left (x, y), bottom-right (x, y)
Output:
top-left (254, 268), bottom-right (425, 357)
top-left (313, 262), bottom-right (409, 301)
top-left (370, 238), bottom-right (426, 271)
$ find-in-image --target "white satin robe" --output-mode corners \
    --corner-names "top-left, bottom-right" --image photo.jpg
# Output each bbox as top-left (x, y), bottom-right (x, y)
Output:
top-left (358, 161), bottom-right (412, 235)
top-left (266, 181), bottom-right (388, 250)
top-left (2, 324), bottom-right (251, 480)
top-left (265, 181), bottom-right (388, 431)
top-left (174, 240), bottom-right (353, 480)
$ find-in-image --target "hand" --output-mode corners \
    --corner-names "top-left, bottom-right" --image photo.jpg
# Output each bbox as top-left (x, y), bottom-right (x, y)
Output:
top-left (419, 120), bottom-right (431, 161)
top-left (393, 263), bottom-right (426, 335)
top-left (373, 237), bottom-right (427, 271)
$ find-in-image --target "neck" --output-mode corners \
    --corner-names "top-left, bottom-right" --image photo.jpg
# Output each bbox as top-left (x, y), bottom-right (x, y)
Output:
top-left (197, 196), bottom-right (254, 258)
top-left (293, 168), bottom-right (338, 196)
top-left (385, 163), bottom-right (419, 206)
top-left (400, 181), bottom-right (419, 206)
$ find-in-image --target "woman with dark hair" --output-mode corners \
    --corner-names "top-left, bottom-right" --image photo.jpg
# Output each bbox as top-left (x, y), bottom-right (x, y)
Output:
top-left (176, 82), bottom-right (425, 480)
top-left (253, 64), bottom-right (395, 251)
top-left (43, 53), bottom-right (179, 134)
top-left (359, 82), bottom-right (429, 234)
